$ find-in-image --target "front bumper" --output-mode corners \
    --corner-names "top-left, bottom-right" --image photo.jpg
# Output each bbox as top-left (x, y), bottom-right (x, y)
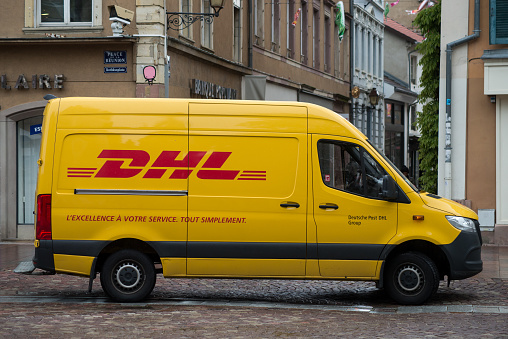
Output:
top-left (441, 226), bottom-right (483, 280)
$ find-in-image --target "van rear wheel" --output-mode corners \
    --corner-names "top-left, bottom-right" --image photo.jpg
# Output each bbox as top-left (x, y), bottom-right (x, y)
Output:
top-left (384, 252), bottom-right (439, 305)
top-left (100, 249), bottom-right (156, 302)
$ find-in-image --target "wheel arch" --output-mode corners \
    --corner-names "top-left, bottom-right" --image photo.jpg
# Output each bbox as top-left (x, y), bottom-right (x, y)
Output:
top-left (380, 240), bottom-right (450, 286)
top-left (95, 238), bottom-right (161, 274)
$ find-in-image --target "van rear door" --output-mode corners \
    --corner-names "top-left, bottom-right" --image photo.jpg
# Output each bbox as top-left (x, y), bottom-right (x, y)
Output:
top-left (51, 99), bottom-right (189, 275)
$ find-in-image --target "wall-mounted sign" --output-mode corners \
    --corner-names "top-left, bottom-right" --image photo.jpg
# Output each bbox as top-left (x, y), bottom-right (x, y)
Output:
top-left (1, 74), bottom-right (64, 90)
top-left (104, 67), bottom-right (127, 73)
top-left (104, 51), bottom-right (127, 64)
top-left (191, 79), bottom-right (237, 99)
top-left (30, 124), bottom-right (42, 135)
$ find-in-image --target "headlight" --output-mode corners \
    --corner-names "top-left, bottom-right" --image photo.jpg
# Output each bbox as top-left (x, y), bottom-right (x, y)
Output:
top-left (446, 216), bottom-right (477, 233)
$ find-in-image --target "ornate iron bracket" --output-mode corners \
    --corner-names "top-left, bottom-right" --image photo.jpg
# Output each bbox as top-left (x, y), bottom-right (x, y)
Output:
top-left (167, 12), bottom-right (218, 31)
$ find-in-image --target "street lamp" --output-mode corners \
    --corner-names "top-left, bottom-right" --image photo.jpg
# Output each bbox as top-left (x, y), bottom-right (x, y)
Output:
top-left (369, 88), bottom-right (380, 107)
top-left (366, 88), bottom-right (380, 139)
top-left (167, 0), bottom-right (226, 31)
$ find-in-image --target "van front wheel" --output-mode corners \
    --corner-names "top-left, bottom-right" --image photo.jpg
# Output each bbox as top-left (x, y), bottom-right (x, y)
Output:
top-left (100, 249), bottom-right (156, 302)
top-left (384, 252), bottom-right (439, 305)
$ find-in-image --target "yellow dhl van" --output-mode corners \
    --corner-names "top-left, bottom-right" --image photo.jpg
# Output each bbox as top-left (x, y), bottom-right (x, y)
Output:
top-left (33, 97), bottom-right (482, 305)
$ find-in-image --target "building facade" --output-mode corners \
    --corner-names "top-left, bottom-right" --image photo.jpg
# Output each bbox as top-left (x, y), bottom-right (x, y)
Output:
top-left (440, 0), bottom-right (508, 243)
top-left (0, 0), bottom-right (351, 240)
top-left (0, 0), bottom-right (138, 240)
top-left (350, 0), bottom-right (384, 150)
top-left (383, 17), bottom-right (422, 183)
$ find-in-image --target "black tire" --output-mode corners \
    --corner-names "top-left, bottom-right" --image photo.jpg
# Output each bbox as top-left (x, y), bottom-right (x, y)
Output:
top-left (100, 249), bottom-right (156, 302)
top-left (384, 252), bottom-right (439, 305)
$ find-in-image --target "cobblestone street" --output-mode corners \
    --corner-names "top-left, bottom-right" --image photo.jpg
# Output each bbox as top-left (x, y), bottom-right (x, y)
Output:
top-left (1, 243), bottom-right (508, 337)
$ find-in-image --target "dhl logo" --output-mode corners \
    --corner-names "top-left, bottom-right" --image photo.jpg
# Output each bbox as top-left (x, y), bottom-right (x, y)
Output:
top-left (67, 150), bottom-right (267, 181)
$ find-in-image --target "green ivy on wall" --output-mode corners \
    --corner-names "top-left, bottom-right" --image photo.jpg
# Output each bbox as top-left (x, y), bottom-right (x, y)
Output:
top-left (414, 1), bottom-right (441, 194)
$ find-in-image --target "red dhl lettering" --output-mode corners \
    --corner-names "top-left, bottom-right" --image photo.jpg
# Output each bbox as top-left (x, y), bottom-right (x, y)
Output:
top-left (66, 150), bottom-right (267, 181)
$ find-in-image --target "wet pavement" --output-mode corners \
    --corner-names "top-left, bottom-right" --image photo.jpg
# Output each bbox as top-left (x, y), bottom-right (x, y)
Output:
top-left (1, 242), bottom-right (508, 309)
top-left (1, 242), bottom-right (508, 337)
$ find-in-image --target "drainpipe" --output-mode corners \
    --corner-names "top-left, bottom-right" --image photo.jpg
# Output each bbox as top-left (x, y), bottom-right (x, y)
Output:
top-left (444, 0), bottom-right (480, 199)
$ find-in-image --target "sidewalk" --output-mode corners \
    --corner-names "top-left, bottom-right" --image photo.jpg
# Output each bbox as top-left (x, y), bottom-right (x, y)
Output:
top-left (0, 242), bottom-right (34, 270)
top-left (478, 244), bottom-right (508, 279)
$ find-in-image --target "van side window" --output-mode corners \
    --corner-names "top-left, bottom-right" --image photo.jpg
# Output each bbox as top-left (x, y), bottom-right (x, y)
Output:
top-left (317, 140), bottom-right (387, 199)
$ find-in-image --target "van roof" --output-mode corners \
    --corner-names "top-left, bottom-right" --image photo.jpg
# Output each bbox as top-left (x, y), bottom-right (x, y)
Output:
top-left (51, 97), bottom-right (366, 140)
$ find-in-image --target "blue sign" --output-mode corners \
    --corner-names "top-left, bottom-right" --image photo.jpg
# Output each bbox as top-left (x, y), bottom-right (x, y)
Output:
top-left (30, 124), bottom-right (42, 135)
top-left (104, 67), bottom-right (127, 73)
top-left (104, 51), bottom-right (127, 64)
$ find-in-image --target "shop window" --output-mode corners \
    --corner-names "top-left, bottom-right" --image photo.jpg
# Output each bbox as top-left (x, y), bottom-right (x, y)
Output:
top-left (17, 116), bottom-right (43, 225)
top-left (318, 140), bottom-right (387, 199)
top-left (38, 0), bottom-right (92, 26)
top-left (202, 0), bottom-right (214, 50)
top-left (385, 131), bottom-right (403, 170)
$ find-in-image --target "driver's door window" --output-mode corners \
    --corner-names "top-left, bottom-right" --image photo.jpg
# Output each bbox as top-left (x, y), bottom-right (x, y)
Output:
top-left (317, 140), bottom-right (387, 199)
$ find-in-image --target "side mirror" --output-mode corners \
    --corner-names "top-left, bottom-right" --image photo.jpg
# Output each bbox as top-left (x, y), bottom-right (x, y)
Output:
top-left (381, 175), bottom-right (399, 201)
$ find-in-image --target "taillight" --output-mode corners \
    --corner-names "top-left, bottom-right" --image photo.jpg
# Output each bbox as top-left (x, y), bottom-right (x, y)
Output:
top-left (36, 194), bottom-right (52, 240)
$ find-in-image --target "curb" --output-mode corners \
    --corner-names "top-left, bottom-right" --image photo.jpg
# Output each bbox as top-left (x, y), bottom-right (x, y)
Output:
top-left (1, 296), bottom-right (508, 314)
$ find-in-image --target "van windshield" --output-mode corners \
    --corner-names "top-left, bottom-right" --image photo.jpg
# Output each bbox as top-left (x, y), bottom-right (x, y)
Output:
top-left (367, 140), bottom-right (419, 193)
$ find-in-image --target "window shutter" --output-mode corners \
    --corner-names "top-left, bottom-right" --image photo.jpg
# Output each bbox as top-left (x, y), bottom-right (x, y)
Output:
top-left (490, 0), bottom-right (508, 44)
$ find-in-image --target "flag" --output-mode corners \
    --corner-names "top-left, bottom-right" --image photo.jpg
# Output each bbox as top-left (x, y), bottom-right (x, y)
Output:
top-left (335, 1), bottom-right (345, 42)
top-left (292, 8), bottom-right (301, 27)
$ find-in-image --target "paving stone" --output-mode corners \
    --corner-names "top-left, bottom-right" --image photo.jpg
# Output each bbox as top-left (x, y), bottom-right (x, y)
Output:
top-left (1, 243), bottom-right (508, 337)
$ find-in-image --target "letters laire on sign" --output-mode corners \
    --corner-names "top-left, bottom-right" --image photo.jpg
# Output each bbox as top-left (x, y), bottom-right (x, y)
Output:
top-left (1, 74), bottom-right (64, 90)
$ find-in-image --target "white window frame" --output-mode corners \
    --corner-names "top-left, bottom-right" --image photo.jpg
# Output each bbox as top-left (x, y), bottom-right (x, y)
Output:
top-left (180, 0), bottom-right (193, 40)
top-left (233, 0), bottom-right (242, 62)
top-left (36, 0), bottom-right (95, 27)
top-left (201, 0), bottom-right (214, 50)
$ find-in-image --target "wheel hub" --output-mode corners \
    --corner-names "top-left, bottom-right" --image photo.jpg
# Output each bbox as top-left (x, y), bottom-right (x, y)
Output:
top-left (397, 265), bottom-right (422, 292)
top-left (115, 262), bottom-right (142, 290)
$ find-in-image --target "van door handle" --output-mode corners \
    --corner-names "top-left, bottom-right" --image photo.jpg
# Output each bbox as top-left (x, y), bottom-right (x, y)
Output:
top-left (280, 202), bottom-right (300, 208)
top-left (319, 204), bottom-right (339, 210)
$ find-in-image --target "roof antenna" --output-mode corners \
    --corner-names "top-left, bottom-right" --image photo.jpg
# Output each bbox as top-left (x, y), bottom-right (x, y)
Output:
top-left (43, 94), bottom-right (58, 100)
